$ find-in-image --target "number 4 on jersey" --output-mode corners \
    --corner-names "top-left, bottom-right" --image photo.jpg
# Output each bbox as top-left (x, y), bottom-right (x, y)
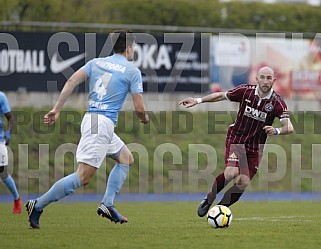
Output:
top-left (94, 72), bottom-right (112, 100)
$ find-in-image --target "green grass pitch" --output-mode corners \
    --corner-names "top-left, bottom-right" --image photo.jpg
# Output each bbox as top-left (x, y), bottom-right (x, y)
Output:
top-left (1, 201), bottom-right (321, 249)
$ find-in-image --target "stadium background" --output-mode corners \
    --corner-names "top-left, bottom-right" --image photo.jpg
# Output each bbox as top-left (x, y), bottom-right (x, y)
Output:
top-left (0, 0), bottom-right (321, 195)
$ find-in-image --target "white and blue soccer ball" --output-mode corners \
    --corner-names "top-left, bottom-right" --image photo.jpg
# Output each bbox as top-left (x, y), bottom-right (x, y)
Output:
top-left (207, 205), bottom-right (233, 228)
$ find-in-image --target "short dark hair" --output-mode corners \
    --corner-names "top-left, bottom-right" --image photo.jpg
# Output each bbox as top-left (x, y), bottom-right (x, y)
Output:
top-left (111, 30), bottom-right (135, 53)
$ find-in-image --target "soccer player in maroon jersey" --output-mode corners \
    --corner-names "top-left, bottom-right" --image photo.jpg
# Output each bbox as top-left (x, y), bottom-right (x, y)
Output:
top-left (179, 66), bottom-right (294, 217)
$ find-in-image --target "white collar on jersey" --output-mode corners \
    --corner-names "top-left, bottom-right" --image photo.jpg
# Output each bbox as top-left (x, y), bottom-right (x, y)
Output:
top-left (254, 85), bottom-right (274, 99)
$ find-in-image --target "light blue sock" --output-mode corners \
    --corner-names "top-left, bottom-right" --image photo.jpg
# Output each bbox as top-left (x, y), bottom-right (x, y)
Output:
top-left (103, 163), bottom-right (129, 207)
top-left (3, 175), bottom-right (19, 200)
top-left (35, 172), bottom-right (81, 211)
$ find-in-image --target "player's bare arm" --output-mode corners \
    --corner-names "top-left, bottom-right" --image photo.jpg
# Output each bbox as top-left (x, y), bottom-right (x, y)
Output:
top-left (132, 93), bottom-right (149, 124)
top-left (263, 118), bottom-right (294, 136)
top-left (4, 112), bottom-right (14, 145)
top-left (179, 92), bottom-right (227, 108)
top-left (4, 112), bottom-right (14, 131)
top-left (44, 69), bottom-right (87, 126)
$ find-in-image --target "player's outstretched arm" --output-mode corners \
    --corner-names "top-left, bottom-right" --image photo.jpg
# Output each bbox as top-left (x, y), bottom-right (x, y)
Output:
top-left (132, 93), bottom-right (149, 124)
top-left (179, 92), bottom-right (227, 108)
top-left (263, 119), bottom-right (294, 136)
top-left (44, 69), bottom-right (87, 126)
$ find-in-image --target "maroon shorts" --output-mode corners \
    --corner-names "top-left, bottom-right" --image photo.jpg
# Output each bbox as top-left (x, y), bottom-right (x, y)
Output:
top-left (224, 143), bottom-right (263, 179)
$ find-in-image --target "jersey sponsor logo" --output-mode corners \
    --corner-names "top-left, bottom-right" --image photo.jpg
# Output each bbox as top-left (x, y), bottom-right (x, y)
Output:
top-left (50, 52), bottom-right (86, 73)
top-left (227, 152), bottom-right (239, 162)
top-left (264, 103), bottom-right (273, 112)
top-left (244, 105), bottom-right (267, 122)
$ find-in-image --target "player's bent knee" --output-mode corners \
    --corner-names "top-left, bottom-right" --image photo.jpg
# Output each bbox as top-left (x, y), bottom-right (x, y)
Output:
top-left (128, 154), bottom-right (134, 166)
top-left (238, 181), bottom-right (249, 190)
top-left (224, 173), bottom-right (235, 181)
top-left (117, 147), bottom-right (134, 166)
top-left (78, 174), bottom-right (91, 186)
top-left (119, 152), bottom-right (134, 166)
top-left (79, 172), bottom-right (95, 186)
top-left (224, 167), bottom-right (238, 181)
top-left (236, 175), bottom-right (250, 190)
top-left (76, 163), bottom-right (97, 186)
top-left (81, 178), bottom-right (90, 186)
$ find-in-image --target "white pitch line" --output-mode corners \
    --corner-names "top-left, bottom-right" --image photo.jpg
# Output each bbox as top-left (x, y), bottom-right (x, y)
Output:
top-left (235, 216), bottom-right (321, 222)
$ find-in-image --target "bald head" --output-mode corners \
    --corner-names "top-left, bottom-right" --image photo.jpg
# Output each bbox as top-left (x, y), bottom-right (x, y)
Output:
top-left (256, 66), bottom-right (276, 96)
top-left (257, 66), bottom-right (275, 77)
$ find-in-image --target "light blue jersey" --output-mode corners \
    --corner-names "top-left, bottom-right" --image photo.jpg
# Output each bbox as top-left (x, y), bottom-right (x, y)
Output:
top-left (0, 92), bottom-right (10, 143)
top-left (81, 54), bottom-right (143, 124)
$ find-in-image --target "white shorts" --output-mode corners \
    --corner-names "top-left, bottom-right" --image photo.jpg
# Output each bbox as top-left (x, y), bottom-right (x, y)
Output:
top-left (76, 113), bottom-right (125, 168)
top-left (0, 143), bottom-right (8, 166)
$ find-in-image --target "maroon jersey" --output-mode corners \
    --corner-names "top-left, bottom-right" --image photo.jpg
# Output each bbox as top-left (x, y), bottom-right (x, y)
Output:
top-left (225, 84), bottom-right (289, 152)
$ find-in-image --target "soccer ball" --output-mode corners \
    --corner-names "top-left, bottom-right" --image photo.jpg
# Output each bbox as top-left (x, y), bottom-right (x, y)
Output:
top-left (207, 205), bottom-right (233, 228)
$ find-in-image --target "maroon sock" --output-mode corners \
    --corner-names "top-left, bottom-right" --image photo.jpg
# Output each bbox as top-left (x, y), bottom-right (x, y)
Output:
top-left (207, 173), bottom-right (228, 203)
top-left (217, 184), bottom-right (244, 207)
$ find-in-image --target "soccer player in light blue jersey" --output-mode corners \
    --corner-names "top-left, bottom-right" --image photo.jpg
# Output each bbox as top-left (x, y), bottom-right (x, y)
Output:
top-left (25, 30), bottom-right (149, 229)
top-left (0, 91), bottom-right (22, 214)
